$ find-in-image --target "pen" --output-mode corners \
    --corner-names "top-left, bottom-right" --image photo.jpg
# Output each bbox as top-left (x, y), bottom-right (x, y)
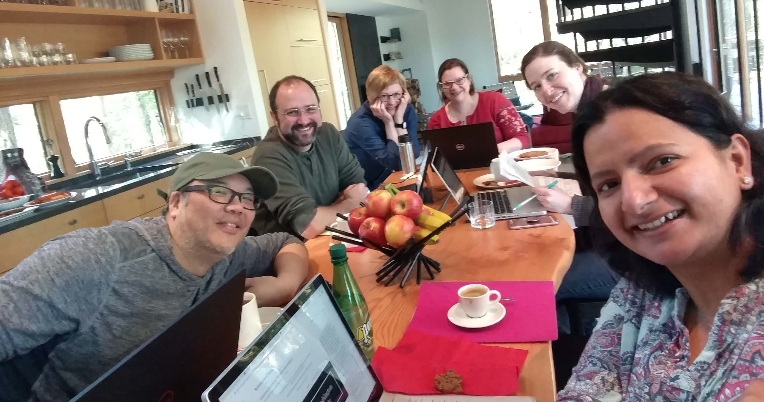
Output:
top-left (512, 180), bottom-right (558, 211)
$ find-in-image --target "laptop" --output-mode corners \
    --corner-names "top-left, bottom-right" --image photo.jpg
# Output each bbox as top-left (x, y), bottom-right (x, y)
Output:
top-left (203, 274), bottom-right (533, 402)
top-left (420, 122), bottom-right (498, 169)
top-left (71, 270), bottom-right (245, 402)
top-left (430, 147), bottom-right (547, 220)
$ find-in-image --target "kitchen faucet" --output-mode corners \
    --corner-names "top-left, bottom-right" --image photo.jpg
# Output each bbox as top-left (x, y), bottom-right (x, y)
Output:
top-left (84, 117), bottom-right (111, 179)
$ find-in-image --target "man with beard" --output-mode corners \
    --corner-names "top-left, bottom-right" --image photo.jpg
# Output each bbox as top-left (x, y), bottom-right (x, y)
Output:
top-left (0, 152), bottom-right (309, 401)
top-left (251, 75), bottom-right (367, 239)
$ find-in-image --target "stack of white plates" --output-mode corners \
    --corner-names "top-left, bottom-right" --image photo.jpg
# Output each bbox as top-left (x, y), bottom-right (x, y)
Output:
top-left (108, 44), bottom-right (154, 62)
top-left (82, 57), bottom-right (116, 64)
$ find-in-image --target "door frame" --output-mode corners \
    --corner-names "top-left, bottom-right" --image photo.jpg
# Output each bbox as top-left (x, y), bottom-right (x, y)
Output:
top-left (327, 12), bottom-right (362, 110)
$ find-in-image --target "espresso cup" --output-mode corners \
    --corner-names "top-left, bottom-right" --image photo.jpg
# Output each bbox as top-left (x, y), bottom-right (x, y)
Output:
top-left (239, 292), bottom-right (262, 351)
top-left (458, 284), bottom-right (501, 318)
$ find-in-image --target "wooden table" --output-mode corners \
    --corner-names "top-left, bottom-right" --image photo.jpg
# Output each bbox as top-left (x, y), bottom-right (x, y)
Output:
top-left (305, 169), bottom-right (575, 402)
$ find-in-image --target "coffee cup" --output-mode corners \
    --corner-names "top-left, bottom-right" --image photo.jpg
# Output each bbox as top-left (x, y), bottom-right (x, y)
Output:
top-left (239, 292), bottom-right (262, 351)
top-left (457, 284), bottom-right (501, 318)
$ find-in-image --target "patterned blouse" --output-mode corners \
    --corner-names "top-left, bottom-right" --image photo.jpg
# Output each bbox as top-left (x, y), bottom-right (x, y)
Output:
top-left (558, 277), bottom-right (764, 401)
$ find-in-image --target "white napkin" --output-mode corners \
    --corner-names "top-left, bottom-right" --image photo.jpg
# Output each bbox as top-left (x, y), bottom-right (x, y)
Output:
top-left (498, 152), bottom-right (534, 186)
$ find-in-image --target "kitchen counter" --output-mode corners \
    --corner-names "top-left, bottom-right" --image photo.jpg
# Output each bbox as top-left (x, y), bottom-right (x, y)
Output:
top-left (0, 139), bottom-right (258, 235)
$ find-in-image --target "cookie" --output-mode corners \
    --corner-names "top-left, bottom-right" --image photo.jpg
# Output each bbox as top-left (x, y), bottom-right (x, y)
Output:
top-left (518, 150), bottom-right (548, 159)
top-left (434, 370), bottom-right (463, 393)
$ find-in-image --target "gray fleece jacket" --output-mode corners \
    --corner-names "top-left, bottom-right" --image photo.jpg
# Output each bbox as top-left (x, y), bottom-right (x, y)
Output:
top-left (0, 217), bottom-right (302, 402)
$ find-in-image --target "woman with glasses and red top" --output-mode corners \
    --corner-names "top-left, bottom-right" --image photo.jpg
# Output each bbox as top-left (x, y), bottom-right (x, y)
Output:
top-left (427, 58), bottom-right (529, 153)
top-left (343, 65), bottom-right (421, 189)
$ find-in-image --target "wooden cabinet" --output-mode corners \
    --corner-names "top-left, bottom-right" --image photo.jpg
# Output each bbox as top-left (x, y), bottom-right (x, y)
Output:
top-left (284, 7), bottom-right (323, 45)
top-left (102, 177), bottom-right (170, 222)
top-left (316, 84), bottom-right (339, 128)
top-left (280, 0), bottom-right (317, 9)
top-left (231, 147), bottom-right (256, 163)
top-left (290, 46), bottom-right (331, 84)
top-left (243, 0), bottom-right (338, 126)
top-left (0, 201), bottom-right (108, 275)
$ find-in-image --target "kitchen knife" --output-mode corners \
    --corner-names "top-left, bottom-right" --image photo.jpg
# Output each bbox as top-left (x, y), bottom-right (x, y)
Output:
top-left (205, 71), bottom-right (220, 114)
top-left (191, 82), bottom-right (202, 108)
top-left (184, 83), bottom-right (191, 108)
top-left (195, 74), bottom-right (208, 110)
top-left (214, 67), bottom-right (230, 113)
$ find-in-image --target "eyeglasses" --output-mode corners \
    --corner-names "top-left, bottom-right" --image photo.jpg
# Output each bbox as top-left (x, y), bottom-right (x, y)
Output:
top-left (438, 74), bottom-right (469, 89)
top-left (181, 185), bottom-right (259, 210)
top-left (378, 92), bottom-right (403, 102)
top-left (278, 105), bottom-right (321, 119)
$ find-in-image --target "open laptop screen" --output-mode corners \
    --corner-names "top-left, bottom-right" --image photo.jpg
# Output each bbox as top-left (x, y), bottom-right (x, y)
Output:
top-left (203, 275), bottom-right (383, 402)
top-left (430, 147), bottom-right (467, 204)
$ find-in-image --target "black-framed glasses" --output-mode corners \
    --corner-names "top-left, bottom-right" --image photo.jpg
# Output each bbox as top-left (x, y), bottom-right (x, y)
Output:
top-left (438, 74), bottom-right (469, 89)
top-left (278, 105), bottom-right (321, 119)
top-left (181, 185), bottom-right (259, 210)
top-left (378, 92), bottom-right (403, 102)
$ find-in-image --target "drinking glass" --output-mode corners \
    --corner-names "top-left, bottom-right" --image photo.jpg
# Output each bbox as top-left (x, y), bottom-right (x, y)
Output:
top-left (161, 29), bottom-right (178, 59)
top-left (469, 199), bottom-right (495, 229)
top-left (178, 31), bottom-right (189, 58)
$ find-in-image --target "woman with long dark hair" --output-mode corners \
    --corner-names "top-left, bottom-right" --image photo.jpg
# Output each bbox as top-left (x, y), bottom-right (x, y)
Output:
top-left (558, 72), bottom-right (764, 399)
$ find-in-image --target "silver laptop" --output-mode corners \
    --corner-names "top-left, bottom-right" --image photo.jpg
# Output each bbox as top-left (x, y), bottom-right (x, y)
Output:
top-left (430, 147), bottom-right (547, 220)
top-left (202, 274), bottom-right (534, 402)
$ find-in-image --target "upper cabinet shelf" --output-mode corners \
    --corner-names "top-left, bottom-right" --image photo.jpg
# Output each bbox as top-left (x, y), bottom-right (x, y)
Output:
top-left (0, 1), bottom-right (204, 82)
top-left (0, 2), bottom-right (195, 24)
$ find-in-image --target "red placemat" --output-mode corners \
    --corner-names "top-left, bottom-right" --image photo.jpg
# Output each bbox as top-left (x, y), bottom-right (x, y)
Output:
top-left (407, 281), bottom-right (557, 343)
top-left (371, 330), bottom-right (527, 395)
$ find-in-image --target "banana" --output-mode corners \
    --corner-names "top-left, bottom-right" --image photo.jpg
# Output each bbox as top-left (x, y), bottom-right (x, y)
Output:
top-left (414, 208), bottom-right (451, 231)
top-left (384, 183), bottom-right (400, 196)
top-left (421, 204), bottom-right (451, 222)
top-left (414, 226), bottom-right (439, 245)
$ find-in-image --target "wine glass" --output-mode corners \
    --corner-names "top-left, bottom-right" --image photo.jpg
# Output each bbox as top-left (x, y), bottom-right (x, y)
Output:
top-left (178, 32), bottom-right (190, 58)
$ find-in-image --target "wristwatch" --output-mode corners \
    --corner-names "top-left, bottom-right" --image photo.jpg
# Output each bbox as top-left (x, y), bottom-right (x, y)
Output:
top-left (394, 121), bottom-right (407, 129)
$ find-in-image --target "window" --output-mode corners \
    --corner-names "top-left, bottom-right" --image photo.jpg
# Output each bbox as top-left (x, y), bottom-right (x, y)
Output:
top-left (0, 104), bottom-right (48, 174)
top-left (60, 90), bottom-right (166, 166)
top-left (490, 0), bottom-right (576, 80)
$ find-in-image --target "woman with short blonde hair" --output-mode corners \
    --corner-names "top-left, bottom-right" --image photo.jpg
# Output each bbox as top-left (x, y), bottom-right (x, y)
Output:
top-left (343, 65), bottom-right (420, 189)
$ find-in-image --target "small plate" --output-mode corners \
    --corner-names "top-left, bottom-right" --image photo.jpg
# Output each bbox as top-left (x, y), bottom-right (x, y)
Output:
top-left (473, 173), bottom-right (524, 190)
top-left (508, 147), bottom-right (560, 161)
top-left (447, 302), bottom-right (506, 329)
top-left (0, 206), bottom-right (37, 225)
top-left (24, 191), bottom-right (75, 209)
top-left (258, 307), bottom-right (282, 327)
top-left (0, 194), bottom-right (31, 211)
top-left (82, 57), bottom-right (116, 64)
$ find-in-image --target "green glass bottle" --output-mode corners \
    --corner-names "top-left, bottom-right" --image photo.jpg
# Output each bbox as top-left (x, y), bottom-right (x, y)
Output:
top-left (330, 244), bottom-right (375, 361)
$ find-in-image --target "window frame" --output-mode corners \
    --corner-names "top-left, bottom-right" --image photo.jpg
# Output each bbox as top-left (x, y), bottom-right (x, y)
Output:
top-left (0, 71), bottom-right (179, 180)
top-left (489, 0), bottom-right (554, 83)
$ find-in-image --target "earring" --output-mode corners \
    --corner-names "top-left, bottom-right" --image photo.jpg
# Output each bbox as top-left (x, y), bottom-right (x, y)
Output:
top-left (744, 177), bottom-right (752, 185)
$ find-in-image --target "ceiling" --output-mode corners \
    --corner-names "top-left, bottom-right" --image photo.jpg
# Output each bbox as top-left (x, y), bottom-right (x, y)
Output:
top-left (323, 0), bottom-right (422, 16)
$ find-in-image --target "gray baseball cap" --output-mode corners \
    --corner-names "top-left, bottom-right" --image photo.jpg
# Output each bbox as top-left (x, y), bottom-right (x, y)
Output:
top-left (158, 152), bottom-right (278, 201)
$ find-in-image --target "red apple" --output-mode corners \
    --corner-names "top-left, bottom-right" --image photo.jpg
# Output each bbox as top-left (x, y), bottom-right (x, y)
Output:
top-left (390, 190), bottom-right (423, 219)
top-left (365, 189), bottom-right (393, 219)
top-left (384, 215), bottom-right (416, 248)
top-left (348, 207), bottom-right (368, 236)
top-left (359, 217), bottom-right (387, 247)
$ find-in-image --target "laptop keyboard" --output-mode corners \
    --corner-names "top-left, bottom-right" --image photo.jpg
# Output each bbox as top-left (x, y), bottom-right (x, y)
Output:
top-left (477, 190), bottom-right (512, 216)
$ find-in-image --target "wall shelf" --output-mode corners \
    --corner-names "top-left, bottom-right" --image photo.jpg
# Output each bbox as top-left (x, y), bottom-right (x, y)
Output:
top-left (0, 3), bottom-right (195, 24)
top-left (0, 58), bottom-right (203, 80)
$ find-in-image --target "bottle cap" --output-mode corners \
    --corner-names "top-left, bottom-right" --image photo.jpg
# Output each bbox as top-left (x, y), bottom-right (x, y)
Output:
top-left (398, 134), bottom-right (411, 143)
top-left (329, 243), bottom-right (348, 261)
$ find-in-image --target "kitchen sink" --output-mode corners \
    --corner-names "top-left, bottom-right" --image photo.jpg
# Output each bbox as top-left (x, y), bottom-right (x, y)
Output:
top-left (62, 164), bottom-right (178, 191)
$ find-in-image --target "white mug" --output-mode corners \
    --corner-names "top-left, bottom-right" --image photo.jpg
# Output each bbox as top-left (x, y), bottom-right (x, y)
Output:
top-left (458, 284), bottom-right (501, 318)
top-left (239, 292), bottom-right (262, 352)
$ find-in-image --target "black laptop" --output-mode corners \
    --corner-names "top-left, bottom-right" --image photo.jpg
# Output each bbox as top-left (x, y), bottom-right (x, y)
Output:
top-left (71, 270), bottom-right (245, 402)
top-left (420, 122), bottom-right (498, 169)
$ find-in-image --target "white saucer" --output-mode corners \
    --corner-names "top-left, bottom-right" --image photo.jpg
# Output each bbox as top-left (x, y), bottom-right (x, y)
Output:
top-left (447, 302), bottom-right (506, 329)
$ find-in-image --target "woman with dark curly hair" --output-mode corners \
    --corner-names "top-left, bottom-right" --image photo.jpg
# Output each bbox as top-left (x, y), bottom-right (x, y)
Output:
top-left (558, 72), bottom-right (764, 400)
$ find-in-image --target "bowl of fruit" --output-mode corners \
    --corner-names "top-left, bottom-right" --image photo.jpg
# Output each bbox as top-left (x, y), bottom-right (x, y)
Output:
top-left (0, 180), bottom-right (30, 211)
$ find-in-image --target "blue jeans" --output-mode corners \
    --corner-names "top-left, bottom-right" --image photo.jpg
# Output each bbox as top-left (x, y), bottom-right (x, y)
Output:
top-left (556, 250), bottom-right (619, 335)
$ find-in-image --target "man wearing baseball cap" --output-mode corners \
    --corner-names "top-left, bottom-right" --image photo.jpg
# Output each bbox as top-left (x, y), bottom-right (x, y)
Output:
top-left (0, 152), bottom-right (309, 402)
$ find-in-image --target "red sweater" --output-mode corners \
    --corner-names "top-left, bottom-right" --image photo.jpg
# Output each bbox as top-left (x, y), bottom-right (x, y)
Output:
top-left (427, 91), bottom-right (530, 148)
